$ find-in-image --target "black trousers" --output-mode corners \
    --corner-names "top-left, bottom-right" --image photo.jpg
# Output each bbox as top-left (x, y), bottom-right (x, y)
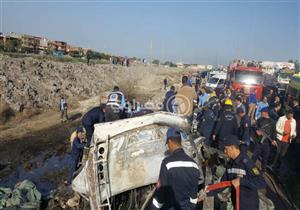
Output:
top-left (252, 142), bottom-right (270, 170)
top-left (272, 141), bottom-right (290, 168)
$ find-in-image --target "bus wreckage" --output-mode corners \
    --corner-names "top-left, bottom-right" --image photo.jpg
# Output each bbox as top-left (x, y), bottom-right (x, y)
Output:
top-left (71, 112), bottom-right (294, 210)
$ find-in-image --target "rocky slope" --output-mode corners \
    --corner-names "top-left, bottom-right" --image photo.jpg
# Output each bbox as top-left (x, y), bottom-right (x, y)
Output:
top-left (0, 54), bottom-right (184, 115)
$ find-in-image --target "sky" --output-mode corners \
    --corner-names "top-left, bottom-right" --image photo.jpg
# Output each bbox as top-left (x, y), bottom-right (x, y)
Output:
top-left (1, 0), bottom-right (299, 65)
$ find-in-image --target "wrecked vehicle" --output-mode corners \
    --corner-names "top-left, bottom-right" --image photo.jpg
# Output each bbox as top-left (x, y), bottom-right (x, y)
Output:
top-left (72, 112), bottom-right (295, 210)
top-left (72, 112), bottom-right (205, 209)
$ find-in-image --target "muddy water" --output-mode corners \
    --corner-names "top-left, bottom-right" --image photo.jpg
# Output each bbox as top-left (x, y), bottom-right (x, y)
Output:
top-left (0, 153), bottom-right (71, 198)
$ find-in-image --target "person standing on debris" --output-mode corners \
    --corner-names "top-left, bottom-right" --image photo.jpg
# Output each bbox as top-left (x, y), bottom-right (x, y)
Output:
top-left (204, 135), bottom-right (266, 210)
top-left (60, 96), bottom-right (68, 123)
top-left (105, 86), bottom-right (126, 121)
top-left (82, 103), bottom-right (106, 146)
top-left (237, 107), bottom-right (251, 152)
top-left (175, 76), bottom-right (198, 117)
top-left (162, 86), bottom-right (175, 113)
top-left (163, 78), bottom-right (168, 90)
top-left (67, 126), bottom-right (86, 185)
top-left (252, 107), bottom-right (276, 172)
top-left (272, 109), bottom-right (297, 170)
top-left (151, 128), bottom-right (200, 210)
top-left (213, 99), bottom-right (239, 149)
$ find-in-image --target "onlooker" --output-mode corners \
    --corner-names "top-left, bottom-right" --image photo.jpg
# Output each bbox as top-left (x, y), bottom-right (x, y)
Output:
top-left (269, 102), bottom-right (282, 121)
top-left (248, 89), bottom-right (257, 121)
top-left (162, 86), bottom-right (175, 113)
top-left (235, 96), bottom-right (246, 114)
top-left (163, 78), bottom-right (168, 90)
top-left (272, 109), bottom-right (297, 169)
top-left (175, 76), bottom-right (198, 117)
top-left (255, 96), bottom-right (269, 120)
top-left (198, 87), bottom-right (209, 107)
top-left (60, 96), bottom-right (68, 123)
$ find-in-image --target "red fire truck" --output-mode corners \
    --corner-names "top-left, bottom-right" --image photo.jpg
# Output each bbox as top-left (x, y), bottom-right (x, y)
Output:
top-left (228, 65), bottom-right (264, 100)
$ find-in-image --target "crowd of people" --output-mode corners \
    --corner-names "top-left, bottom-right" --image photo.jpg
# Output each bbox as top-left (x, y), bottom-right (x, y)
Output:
top-left (63, 72), bottom-right (299, 209)
top-left (157, 74), bottom-right (300, 209)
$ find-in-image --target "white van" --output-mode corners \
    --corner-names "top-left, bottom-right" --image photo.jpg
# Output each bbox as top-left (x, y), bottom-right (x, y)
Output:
top-left (205, 73), bottom-right (227, 89)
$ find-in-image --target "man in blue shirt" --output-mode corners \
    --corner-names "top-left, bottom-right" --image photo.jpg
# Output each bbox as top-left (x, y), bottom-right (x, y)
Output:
top-left (255, 96), bottom-right (269, 120)
top-left (199, 87), bottom-right (209, 107)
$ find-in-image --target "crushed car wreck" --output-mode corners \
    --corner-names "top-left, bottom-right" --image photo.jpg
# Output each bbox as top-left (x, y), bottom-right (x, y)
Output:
top-left (72, 112), bottom-right (205, 210)
top-left (71, 111), bottom-right (291, 210)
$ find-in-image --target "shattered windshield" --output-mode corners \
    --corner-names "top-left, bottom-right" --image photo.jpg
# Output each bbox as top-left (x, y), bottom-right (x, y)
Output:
top-left (208, 77), bottom-right (219, 84)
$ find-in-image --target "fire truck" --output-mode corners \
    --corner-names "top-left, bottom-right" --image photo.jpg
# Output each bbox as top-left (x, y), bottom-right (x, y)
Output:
top-left (228, 64), bottom-right (264, 100)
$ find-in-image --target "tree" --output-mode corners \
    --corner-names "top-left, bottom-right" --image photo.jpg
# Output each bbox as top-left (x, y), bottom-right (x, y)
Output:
top-left (5, 39), bottom-right (21, 52)
top-left (152, 59), bottom-right (160, 65)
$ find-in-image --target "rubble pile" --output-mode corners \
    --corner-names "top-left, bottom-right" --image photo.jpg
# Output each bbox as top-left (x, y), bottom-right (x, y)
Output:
top-left (0, 54), bottom-right (183, 114)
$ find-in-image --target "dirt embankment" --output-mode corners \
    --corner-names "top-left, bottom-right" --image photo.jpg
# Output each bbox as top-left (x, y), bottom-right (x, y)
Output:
top-left (0, 54), bottom-right (188, 195)
top-left (0, 54), bottom-right (184, 123)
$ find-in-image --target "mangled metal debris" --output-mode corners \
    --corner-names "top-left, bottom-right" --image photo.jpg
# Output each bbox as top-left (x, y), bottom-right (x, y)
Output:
top-left (72, 112), bottom-right (205, 210)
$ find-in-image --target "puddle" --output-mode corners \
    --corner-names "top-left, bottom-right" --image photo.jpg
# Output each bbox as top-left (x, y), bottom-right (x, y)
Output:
top-left (0, 153), bottom-right (71, 198)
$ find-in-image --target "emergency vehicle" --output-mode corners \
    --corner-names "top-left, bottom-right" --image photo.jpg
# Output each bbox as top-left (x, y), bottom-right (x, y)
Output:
top-left (228, 65), bottom-right (264, 99)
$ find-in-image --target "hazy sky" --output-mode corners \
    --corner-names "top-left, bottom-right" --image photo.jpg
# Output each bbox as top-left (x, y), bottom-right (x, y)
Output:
top-left (1, 0), bottom-right (299, 65)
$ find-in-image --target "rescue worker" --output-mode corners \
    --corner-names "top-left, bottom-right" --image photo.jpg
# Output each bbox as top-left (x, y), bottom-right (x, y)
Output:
top-left (252, 107), bottom-right (276, 172)
top-left (151, 128), bottom-right (200, 210)
top-left (66, 126), bottom-right (86, 185)
top-left (272, 109), bottom-right (297, 170)
top-left (213, 99), bottom-right (239, 149)
top-left (237, 107), bottom-right (251, 152)
top-left (205, 135), bottom-right (266, 210)
top-left (105, 86), bottom-right (126, 121)
top-left (175, 76), bottom-right (198, 117)
top-left (81, 103), bottom-right (106, 146)
top-left (198, 102), bottom-right (215, 146)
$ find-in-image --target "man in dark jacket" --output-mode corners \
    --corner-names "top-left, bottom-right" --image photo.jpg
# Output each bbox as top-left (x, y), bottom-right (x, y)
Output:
top-left (67, 126), bottom-right (86, 185)
top-left (198, 102), bottom-right (215, 146)
top-left (252, 107), bottom-right (276, 171)
top-left (213, 99), bottom-right (239, 149)
top-left (237, 107), bottom-right (251, 152)
top-left (151, 128), bottom-right (200, 210)
top-left (162, 86), bottom-right (175, 113)
top-left (206, 135), bottom-right (266, 210)
top-left (269, 102), bottom-right (282, 121)
top-left (81, 103), bottom-right (106, 146)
